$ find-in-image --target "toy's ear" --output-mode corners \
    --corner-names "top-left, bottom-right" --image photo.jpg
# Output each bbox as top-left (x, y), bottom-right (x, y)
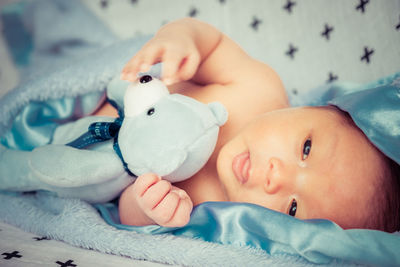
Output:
top-left (208, 102), bottom-right (228, 126)
top-left (124, 75), bottom-right (169, 117)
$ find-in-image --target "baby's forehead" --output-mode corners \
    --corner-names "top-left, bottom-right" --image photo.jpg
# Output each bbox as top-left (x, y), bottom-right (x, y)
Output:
top-left (292, 105), bottom-right (351, 127)
top-left (305, 105), bottom-right (356, 126)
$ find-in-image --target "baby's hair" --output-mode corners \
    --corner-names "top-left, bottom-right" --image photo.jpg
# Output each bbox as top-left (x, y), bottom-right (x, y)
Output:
top-left (375, 155), bottom-right (400, 232)
top-left (325, 105), bottom-right (400, 232)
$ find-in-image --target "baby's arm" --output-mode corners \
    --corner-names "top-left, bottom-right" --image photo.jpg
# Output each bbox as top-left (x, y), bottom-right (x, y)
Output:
top-left (119, 173), bottom-right (192, 227)
top-left (121, 17), bottom-right (221, 85)
top-left (122, 17), bottom-right (287, 107)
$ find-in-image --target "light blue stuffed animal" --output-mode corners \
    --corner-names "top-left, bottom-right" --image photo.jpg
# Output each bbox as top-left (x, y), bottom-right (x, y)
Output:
top-left (0, 75), bottom-right (228, 203)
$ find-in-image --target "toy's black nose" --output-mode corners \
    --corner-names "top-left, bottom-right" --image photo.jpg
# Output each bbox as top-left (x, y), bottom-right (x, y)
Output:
top-left (140, 75), bottom-right (153, 83)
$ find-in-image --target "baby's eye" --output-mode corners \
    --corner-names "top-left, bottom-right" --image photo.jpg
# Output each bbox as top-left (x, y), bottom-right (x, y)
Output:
top-left (288, 199), bottom-right (297, 217)
top-left (302, 139), bottom-right (312, 160)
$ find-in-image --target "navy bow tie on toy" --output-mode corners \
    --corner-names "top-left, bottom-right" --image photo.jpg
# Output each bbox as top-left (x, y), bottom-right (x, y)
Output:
top-left (67, 119), bottom-right (122, 149)
top-left (66, 100), bottom-right (136, 177)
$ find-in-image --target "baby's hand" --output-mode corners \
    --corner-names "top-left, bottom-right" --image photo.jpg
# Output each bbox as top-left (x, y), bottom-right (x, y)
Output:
top-left (132, 173), bottom-right (193, 227)
top-left (121, 34), bottom-right (200, 85)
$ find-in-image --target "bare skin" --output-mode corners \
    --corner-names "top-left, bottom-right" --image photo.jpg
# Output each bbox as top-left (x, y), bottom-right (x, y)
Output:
top-left (95, 18), bottom-right (383, 229)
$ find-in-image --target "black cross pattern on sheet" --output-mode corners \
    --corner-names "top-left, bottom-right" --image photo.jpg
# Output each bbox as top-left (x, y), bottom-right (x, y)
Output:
top-left (283, 0), bottom-right (296, 14)
top-left (321, 24), bottom-right (334, 40)
top-left (189, 7), bottom-right (198, 17)
top-left (250, 17), bottom-right (262, 31)
top-left (219, 0), bottom-right (226, 4)
top-left (56, 259), bottom-right (77, 267)
top-left (285, 44), bottom-right (298, 59)
top-left (33, 236), bottom-right (50, 241)
top-left (356, 0), bottom-right (369, 14)
top-left (2, 251), bottom-right (22, 260)
top-left (360, 46), bottom-right (374, 63)
top-left (131, 0), bottom-right (138, 4)
top-left (396, 15), bottom-right (400, 31)
top-left (100, 0), bottom-right (108, 9)
top-left (327, 72), bottom-right (338, 83)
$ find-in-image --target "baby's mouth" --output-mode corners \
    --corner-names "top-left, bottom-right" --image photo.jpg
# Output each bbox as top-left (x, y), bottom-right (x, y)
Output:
top-left (232, 151), bottom-right (251, 184)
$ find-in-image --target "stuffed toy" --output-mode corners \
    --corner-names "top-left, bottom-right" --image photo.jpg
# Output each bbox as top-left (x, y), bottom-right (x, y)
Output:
top-left (0, 75), bottom-right (228, 203)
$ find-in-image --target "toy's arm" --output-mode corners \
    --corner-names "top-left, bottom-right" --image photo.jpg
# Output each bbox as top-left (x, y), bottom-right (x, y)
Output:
top-left (0, 144), bottom-right (133, 202)
top-left (29, 145), bottom-right (127, 187)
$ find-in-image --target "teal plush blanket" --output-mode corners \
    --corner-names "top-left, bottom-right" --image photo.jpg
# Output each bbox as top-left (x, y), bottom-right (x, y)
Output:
top-left (0, 1), bottom-right (399, 266)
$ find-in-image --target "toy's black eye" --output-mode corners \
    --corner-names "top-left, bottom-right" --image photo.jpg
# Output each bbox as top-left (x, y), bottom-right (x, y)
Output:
top-left (147, 108), bottom-right (155, 116)
top-left (140, 75), bottom-right (153, 83)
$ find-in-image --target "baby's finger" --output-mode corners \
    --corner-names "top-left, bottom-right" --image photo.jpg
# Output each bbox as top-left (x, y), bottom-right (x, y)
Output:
top-left (121, 54), bottom-right (144, 81)
top-left (122, 44), bottom-right (162, 81)
top-left (132, 173), bottom-right (161, 197)
top-left (168, 196), bottom-right (193, 227)
top-left (176, 52), bottom-right (200, 81)
top-left (141, 179), bottom-right (172, 209)
top-left (151, 191), bottom-right (180, 225)
top-left (161, 52), bottom-right (185, 85)
top-left (135, 43), bottom-right (164, 72)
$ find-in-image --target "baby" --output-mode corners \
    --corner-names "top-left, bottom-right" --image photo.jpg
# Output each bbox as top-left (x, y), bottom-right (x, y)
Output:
top-left (95, 18), bottom-right (400, 232)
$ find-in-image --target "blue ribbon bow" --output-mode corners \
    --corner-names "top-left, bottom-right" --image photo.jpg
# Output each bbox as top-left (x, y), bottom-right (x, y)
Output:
top-left (66, 100), bottom-right (136, 177)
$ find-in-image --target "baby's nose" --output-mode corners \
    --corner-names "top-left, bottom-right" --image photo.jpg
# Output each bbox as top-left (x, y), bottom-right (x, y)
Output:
top-left (263, 157), bottom-right (290, 194)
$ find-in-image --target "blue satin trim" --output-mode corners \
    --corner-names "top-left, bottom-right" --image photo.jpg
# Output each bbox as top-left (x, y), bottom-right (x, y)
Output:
top-left (95, 201), bottom-right (400, 266)
top-left (325, 72), bottom-right (400, 164)
top-left (1, 91), bottom-right (104, 150)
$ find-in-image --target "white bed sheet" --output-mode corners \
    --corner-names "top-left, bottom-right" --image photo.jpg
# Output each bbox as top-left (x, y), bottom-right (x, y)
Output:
top-left (0, 221), bottom-right (174, 267)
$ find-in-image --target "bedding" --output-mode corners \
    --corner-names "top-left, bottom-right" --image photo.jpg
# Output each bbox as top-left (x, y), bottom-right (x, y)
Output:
top-left (1, 1), bottom-right (400, 267)
top-left (0, 221), bottom-right (166, 267)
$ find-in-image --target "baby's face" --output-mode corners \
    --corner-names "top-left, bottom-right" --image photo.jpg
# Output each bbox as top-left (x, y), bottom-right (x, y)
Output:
top-left (217, 106), bottom-right (384, 229)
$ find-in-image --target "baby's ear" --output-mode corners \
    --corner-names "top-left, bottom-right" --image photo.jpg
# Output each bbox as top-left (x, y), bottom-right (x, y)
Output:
top-left (208, 102), bottom-right (228, 126)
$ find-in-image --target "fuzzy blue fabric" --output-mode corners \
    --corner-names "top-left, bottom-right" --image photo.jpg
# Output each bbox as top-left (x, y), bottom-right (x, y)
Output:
top-left (1, 1), bottom-right (399, 266)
